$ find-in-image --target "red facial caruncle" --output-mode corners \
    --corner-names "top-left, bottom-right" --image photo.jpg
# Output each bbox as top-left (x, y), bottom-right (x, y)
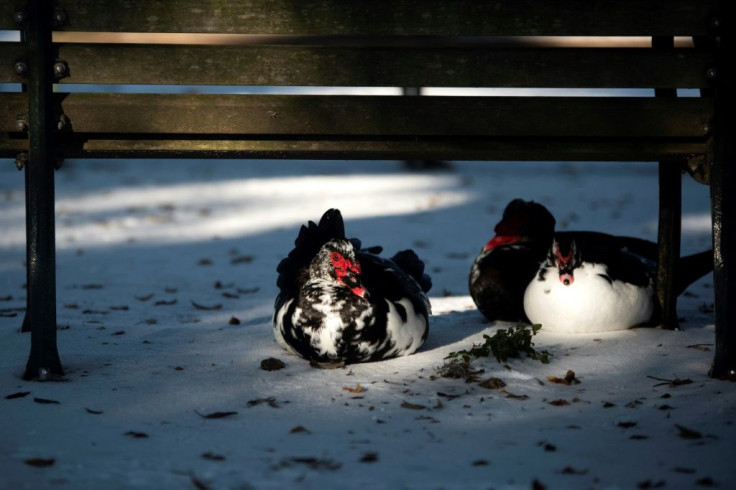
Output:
top-left (555, 246), bottom-right (576, 286)
top-left (483, 217), bottom-right (521, 251)
top-left (330, 251), bottom-right (368, 298)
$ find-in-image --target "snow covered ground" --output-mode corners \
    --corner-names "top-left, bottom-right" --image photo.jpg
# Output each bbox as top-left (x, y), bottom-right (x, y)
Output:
top-left (1, 158), bottom-right (733, 490)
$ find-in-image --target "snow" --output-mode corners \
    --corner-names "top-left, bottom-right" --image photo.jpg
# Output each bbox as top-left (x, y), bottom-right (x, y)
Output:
top-left (1, 158), bottom-right (734, 490)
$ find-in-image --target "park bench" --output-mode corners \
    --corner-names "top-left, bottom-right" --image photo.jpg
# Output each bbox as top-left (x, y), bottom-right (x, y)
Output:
top-left (1, 0), bottom-right (733, 380)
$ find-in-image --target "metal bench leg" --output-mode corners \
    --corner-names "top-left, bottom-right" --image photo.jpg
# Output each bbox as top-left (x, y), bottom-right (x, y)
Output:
top-left (656, 162), bottom-right (681, 330)
top-left (22, 0), bottom-right (63, 380)
top-left (709, 64), bottom-right (735, 379)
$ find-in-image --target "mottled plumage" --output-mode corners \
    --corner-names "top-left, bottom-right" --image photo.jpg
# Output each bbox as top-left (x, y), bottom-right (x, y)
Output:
top-left (274, 209), bottom-right (431, 363)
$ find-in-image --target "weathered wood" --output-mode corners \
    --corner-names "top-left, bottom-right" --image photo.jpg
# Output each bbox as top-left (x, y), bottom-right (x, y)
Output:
top-left (0, 44), bottom-right (26, 83)
top-left (43, 139), bottom-right (707, 163)
top-left (53, 94), bottom-right (712, 139)
top-left (54, 44), bottom-right (714, 89)
top-left (55, 0), bottom-right (717, 36)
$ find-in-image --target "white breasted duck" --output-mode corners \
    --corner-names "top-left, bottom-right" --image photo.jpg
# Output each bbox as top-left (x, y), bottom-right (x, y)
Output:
top-left (523, 236), bottom-right (656, 333)
top-left (274, 209), bottom-right (432, 363)
top-left (523, 233), bottom-right (713, 333)
top-left (470, 198), bottom-right (713, 327)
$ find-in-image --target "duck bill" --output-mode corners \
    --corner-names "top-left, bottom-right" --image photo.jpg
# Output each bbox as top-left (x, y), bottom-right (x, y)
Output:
top-left (559, 272), bottom-right (574, 286)
top-left (342, 270), bottom-right (370, 299)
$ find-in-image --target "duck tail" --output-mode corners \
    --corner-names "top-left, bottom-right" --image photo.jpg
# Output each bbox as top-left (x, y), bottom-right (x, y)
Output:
top-left (391, 249), bottom-right (432, 293)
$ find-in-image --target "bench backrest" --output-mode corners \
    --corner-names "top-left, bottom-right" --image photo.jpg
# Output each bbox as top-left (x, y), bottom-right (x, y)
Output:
top-left (0, 0), bottom-right (721, 163)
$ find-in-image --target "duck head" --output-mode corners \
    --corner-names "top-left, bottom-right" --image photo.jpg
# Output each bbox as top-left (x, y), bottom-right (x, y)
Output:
top-left (549, 238), bottom-right (581, 286)
top-left (311, 239), bottom-right (369, 299)
top-left (483, 199), bottom-right (556, 252)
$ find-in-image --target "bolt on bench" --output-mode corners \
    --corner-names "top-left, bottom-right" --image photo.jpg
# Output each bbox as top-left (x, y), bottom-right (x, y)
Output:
top-left (0, 0), bottom-right (733, 380)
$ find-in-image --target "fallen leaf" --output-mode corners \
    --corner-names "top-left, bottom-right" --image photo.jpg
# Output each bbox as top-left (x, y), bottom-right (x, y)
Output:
top-left (478, 377), bottom-right (506, 389)
top-left (82, 309), bottom-right (108, 315)
top-left (548, 370), bottom-right (580, 385)
top-left (548, 399), bottom-right (570, 406)
top-left (309, 359), bottom-right (345, 369)
top-left (501, 389), bottom-right (529, 400)
top-left (618, 421), bottom-right (638, 428)
top-left (24, 458), bottom-right (55, 468)
top-left (561, 466), bottom-right (588, 475)
top-left (154, 299), bottom-right (177, 306)
top-left (472, 459), bottom-right (489, 466)
top-left (201, 452), bottom-right (226, 461)
top-left (695, 477), bottom-right (718, 487)
top-left (228, 316), bottom-right (241, 325)
top-left (124, 431), bottom-right (149, 438)
top-left (85, 408), bottom-right (103, 415)
top-left (33, 397), bottom-right (60, 405)
top-left (195, 410), bottom-right (238, 419)
top-left (190, 300), bottom-right (222, 311)
top-left (260, 358), bottom-right (285, 371)
top-left (230, 255), bottom-right (254, 265)
top-left (247, 397), bottom-right (279, 408)
top-left (602, 401), bottom-right (616, 408)
top-left (532, 479), bottom-right (547, 490)
top-left (647, 375), bottom-right (693, 388)
top-left (686, 343), bottom-right (712, 352)
top-left (637, 479), bottom-right (667, 489)
top-left (675, 424), bottom-right (702, 439)
top-left (5, 391), bottom-right (30, 400)
top-left (285, 457), bottom-right (341, 471)
top-left (290, 426), bottom-right (310, 434)
top-left (360, 452), bottom-right (379, 463)
top-left (109, 305), bottom-right (129, 311)
top-left (343, 384), bottom-right (364, 394)
top-left (436, 392), bottom-right (461, 400)
top-left (190, 475), bottom-right (211, 490)
top-left (135, 293), bottom-right (154, 302)
top-left (400, 401), bottom-right (426, 410)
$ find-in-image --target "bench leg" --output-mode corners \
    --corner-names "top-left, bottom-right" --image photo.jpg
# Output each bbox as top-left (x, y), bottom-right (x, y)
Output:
top-left (656, 162), bottom-right (681, 330)
top-left (22, 0), bottom-right (63, 381)
top-left (708, 17), bottom-right (735, 379)
top-left (710, 145), bottom-right (735, 378)
top-left (23, 156), bottom-right (63, 381)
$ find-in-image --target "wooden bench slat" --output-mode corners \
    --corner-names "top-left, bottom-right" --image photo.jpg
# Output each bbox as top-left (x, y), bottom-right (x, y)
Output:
top-left (54, 0), bottom-right (717, 36)
top-left (0, 136), bottom-right (707, 163)
top-left (53, 44), bottom-right (714, 89)
top-left (49, 94), bottom-right (711, 139)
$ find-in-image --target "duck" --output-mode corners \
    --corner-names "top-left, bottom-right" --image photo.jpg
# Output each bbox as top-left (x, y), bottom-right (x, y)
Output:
top-left (523, 235), bottom-right (655, 333)
top-left (470, 198), bottom-right (712, 326)
top-left (273, 208), bottom-right (432, 363)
